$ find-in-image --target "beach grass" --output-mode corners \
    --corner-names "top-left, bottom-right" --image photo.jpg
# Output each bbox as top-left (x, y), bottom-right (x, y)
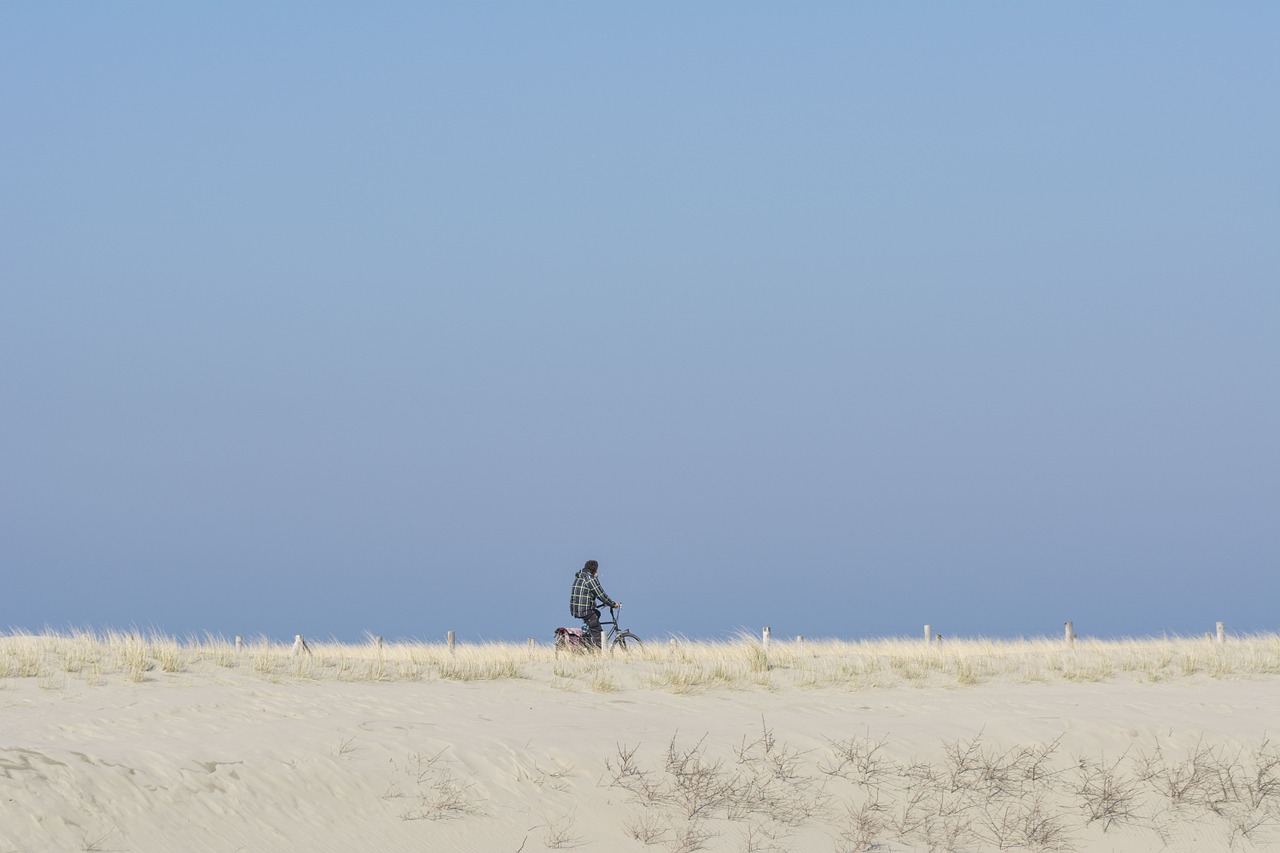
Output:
top-left (3, 629), bottom-right (1279, 691)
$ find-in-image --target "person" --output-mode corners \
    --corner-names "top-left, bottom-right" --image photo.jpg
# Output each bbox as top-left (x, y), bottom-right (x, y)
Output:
top-left (569, 559), bottom-right (620, 650)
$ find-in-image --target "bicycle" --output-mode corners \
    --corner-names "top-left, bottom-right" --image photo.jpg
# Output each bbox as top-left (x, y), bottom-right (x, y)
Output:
top-left (556, 605), bottom-right (643, 654)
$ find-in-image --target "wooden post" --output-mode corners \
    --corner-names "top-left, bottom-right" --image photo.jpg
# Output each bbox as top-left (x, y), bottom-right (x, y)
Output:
top-left (447, 631), bottom-right (456, 655)
top-left (924, 625), bottom-right (932, 645)
top-left (762, 626), bottom-right (771, 649)
top-left (375, 636), bottom-right (383, 649)
top-left (1216, 621), bottom-right (1226, 645)
top-left (235, 635), bottom-right (243, 654)
top-left (527, 638), bottom-right (535, 659)
top-left (1065, 621), bottom-right (1076, 646)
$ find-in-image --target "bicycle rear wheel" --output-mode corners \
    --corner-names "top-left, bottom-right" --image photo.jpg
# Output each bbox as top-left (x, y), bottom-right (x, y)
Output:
top-left (611, 631), bottom-right (642, 652)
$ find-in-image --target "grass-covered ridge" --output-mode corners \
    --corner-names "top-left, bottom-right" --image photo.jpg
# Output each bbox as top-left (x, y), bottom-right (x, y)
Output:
top-left (3, 630), bottom-right (1280, 690)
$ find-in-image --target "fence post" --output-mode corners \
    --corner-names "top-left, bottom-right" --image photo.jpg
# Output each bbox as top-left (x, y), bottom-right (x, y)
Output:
top-left (1065, 621), bottom-right (1076, 646)
top-left (447, 631), bottom-right (456, 655)
top-left (762, 626), bottom-right (771, 649)
top-left (235, 635), bottom-right (243, 654)
top-left (924, 625), bottom-right (932, 645)
top-left (1216, 621), bottom-right (1226, 645)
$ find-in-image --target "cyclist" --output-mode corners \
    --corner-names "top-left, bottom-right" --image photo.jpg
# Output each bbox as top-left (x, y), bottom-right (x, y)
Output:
top-left (569, 560), bottom-right (621, 650)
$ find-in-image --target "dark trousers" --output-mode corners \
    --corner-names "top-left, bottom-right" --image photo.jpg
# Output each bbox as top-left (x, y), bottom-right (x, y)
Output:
top-left (581, 609), bottom-right (602, 648)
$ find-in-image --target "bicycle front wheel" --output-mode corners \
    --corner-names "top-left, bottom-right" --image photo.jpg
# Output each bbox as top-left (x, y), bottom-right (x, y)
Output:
top-left (611, 632), bottom-right (642, 653)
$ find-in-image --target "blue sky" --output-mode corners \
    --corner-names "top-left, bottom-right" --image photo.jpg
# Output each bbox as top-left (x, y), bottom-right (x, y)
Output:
top-left (3, 3), bottom-right (1277, 643)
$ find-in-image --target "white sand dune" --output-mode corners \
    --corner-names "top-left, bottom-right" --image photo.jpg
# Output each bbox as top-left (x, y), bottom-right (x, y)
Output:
top-left (3, 636), bottom-right (1280, 851)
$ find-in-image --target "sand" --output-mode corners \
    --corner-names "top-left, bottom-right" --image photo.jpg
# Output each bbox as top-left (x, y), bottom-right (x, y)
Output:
top-left (3, 654), bottom-right (1279, 852)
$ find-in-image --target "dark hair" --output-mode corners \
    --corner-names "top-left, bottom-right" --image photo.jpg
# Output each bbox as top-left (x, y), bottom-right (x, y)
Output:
top-left (583, 560), bottom-right (599, 573)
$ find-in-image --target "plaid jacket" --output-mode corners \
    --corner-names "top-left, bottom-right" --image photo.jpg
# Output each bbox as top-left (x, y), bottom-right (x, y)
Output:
top-left (569, 569), bottom-right (616, 618)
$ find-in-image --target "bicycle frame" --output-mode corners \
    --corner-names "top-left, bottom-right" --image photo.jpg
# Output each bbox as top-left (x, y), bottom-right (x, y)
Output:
top-left (567, 605), bottom-right (642, 653)
top-left (598, 606), bottom-right (623, 643)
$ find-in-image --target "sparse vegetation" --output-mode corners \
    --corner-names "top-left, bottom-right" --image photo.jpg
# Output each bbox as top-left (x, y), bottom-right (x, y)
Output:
top-left (606, 724), bottom-right (1280, 852)
top-left (539, 811), bottom-right (585, 848)
top-left (383, 748), bottom-right (484, 821)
